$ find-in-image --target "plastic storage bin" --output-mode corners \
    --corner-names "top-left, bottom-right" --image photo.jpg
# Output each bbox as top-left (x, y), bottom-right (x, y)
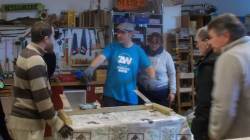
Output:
top-left (134, 13), bottom-right (150, 24)
top-left (58, 74), bottom-right (77, 82)
top-left (114, 16), bottom-right (130, 23)
top-left (63, 90), bottom-right (86, 109)
top-left (135, 17), bottom-right (149, 23)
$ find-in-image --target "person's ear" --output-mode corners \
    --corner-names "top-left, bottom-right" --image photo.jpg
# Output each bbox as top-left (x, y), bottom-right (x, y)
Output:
top-left (44, 36), bottom-right (49, 43)
top-left (222, 31), bottom-right (230, 44)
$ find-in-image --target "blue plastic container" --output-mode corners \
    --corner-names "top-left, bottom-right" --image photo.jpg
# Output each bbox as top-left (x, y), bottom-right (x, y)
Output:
top-left (135, 17), bottom-right (149, 24)
top-left (77, 71), bottom-right (83, 79)
top-left (114, 16), bottom-right (130, 23)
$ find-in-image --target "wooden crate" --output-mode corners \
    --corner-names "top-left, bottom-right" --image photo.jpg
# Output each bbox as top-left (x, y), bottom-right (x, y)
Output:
top-left (58, 103), bottom-right (173, 125)
top-left (0, 85), bottom-right (12, 97)
top-left (94, 69), bottom-right (107, 82)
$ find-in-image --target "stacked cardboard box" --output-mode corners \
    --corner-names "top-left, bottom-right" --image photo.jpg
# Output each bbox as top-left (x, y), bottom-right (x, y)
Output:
top-left (94, 69), bottom-right (107, 82)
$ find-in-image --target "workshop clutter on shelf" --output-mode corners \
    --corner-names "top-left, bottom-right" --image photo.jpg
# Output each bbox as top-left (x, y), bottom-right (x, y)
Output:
top-left (114, 12), bottom-right (150, 24)
top-left (71, 70), bottom-right (84, 79)
top-left (58, 74), bottom-right (77, 82)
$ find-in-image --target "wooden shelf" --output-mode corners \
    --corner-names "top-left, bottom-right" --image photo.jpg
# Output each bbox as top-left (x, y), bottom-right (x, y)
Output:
top-left (59, 27), bottom-right (106, 29)
top-left (174, 36), bottom-right (195, 114)
top-left (147, 24), bottom-right (162, 25)
top-left (0, 25), bottom-right (106, 29)
top-left (181, 102), bottom-right (193, 107)
top-left (50, 81), bottom-right (105, 86)
top-left (180, 91), bottom-right (192, 94)
top-left (0, 25), bottom-right (32, 27)
top-left (178, 50), bottom-right (191, 53)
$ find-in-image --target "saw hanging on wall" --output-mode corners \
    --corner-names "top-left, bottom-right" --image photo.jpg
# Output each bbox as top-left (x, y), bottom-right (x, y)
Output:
top-left (80, 29), bottom-right (87, 55)
top-left (71, 33), bottom-right (79, 55)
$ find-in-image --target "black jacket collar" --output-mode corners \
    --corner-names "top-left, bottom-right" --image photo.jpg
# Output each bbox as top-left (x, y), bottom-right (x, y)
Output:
top-left (197, 50), bottom-right (219, 66)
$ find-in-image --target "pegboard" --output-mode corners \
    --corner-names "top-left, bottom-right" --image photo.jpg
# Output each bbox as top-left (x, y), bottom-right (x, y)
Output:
top-left (0, 27), bottom-right (108, 72)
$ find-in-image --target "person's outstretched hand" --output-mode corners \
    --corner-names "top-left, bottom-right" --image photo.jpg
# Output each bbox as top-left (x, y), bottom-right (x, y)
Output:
top-left (80, 66), bottom-right (95, 83)
top-left (147, 78), bottom-right (158, 91)
top-left (58, 124), bottom-right (73, 139)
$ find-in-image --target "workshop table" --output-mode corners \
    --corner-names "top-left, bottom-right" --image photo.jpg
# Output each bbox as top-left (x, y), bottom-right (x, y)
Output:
top-left (47, 81), bottom-right (105, 137)
top-left (53, 104), bottom-right (193, 140)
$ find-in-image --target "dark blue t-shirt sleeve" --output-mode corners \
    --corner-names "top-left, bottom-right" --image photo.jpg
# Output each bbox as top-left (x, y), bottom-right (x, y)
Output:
top-left (139, 47), bottom-right (151, 69)
top-left (101, 43), bottom-right (112, 60)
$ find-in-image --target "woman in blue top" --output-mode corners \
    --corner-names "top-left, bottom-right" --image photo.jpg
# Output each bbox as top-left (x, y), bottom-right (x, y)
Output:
top-left (138, 32), bottom-right (176, 107)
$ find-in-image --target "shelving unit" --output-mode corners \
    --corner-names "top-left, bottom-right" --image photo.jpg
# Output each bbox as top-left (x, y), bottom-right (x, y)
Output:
top-left (0, 25), bottom-right (106, 29)
top-left (175, 36), bottom-right (195, 114)
top-left (107, 11), bottom-right (163, 46)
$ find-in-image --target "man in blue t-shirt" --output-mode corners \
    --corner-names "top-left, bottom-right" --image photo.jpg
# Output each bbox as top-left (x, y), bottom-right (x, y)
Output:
top-left (81, 22), bottom-right (157, 107)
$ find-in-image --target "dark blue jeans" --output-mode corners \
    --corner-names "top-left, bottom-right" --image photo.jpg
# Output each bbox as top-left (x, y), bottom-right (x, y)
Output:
top-left (138, 84), bottom-right (170, 107)
top-left (102, 95), bottom-right (133, 107)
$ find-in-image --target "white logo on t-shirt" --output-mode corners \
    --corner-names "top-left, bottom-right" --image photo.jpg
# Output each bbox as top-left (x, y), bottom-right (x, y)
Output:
top-left (118, 56), bottom-right (133, 65)
top-left (117, 53), bottom-right (133, 73)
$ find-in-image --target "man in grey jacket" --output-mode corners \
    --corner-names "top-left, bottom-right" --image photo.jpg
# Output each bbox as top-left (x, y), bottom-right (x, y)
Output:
top-left (208, 13), bottom-right (250, 140)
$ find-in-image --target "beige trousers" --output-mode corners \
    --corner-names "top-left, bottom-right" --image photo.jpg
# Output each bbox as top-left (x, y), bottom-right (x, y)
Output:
top-left (11, 129), bottom-right (45, 140)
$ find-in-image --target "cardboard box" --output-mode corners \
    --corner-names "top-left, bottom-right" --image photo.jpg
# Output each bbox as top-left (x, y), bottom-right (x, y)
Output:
top-left (94, 70), bottom-right (107, 81)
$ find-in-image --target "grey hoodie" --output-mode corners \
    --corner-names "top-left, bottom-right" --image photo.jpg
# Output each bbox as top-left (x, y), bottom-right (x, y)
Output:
top-left (209, 36), bottom-right (250, 139)
top-left (138, 50), bottom-right (176, 93)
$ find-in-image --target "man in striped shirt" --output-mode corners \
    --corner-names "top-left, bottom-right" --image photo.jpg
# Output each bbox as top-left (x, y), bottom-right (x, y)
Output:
top-left (9, 21), bottom-right (72, 140)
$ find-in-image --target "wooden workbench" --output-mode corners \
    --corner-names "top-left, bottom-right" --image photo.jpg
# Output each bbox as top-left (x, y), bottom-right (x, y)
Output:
top-left (48, 80), bottom-right (106, 137)
top-left (3, 79), bottom-right (105, 86)
top-left (50, 81), bottom-right (105, 86)
top-left (2, 79), bottom-right (106, 137)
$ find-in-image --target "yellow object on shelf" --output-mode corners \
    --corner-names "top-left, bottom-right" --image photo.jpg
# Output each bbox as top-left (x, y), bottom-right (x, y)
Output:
top-left (67, 11), bottom-right (75, 27)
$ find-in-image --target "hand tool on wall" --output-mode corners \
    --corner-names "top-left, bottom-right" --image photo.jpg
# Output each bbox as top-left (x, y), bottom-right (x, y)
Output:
top-left (57, 40), bottom-right (63, 52)
top-left (4, 39), bottom-right (10, 57)
top-left (11, 39), bottom-right (16, 55)
top-left (56, 53), bottom-right (60, 69)
top-left (66, 39), bottom-right (69, 66)
top-left (80, 29), bottom-right (87, 55)
top-left (15, 41), bottom-right (21, 58)
top-left (57, 39), bottom-right (64, 57)
top-left (88, 30), bottom-right (92, 56)
top-left (62, 29), bottom-right (67, 37)
top-left (97, 29), bottom-right (105, 49)
top-left (72, 33), bottom-right (78, 55)
top-left (89, 29), bottom-right (99, 50)
top-left (54, 29), bottom-right (62, 40)
top-left (12, 58), bottom-right (17, 71)
top-left (0, 35), bottom-right (17, 43)
top-left (4, 58), bottom-right (10, 71)
top-left (19, 37), bottom-right (25, 51)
